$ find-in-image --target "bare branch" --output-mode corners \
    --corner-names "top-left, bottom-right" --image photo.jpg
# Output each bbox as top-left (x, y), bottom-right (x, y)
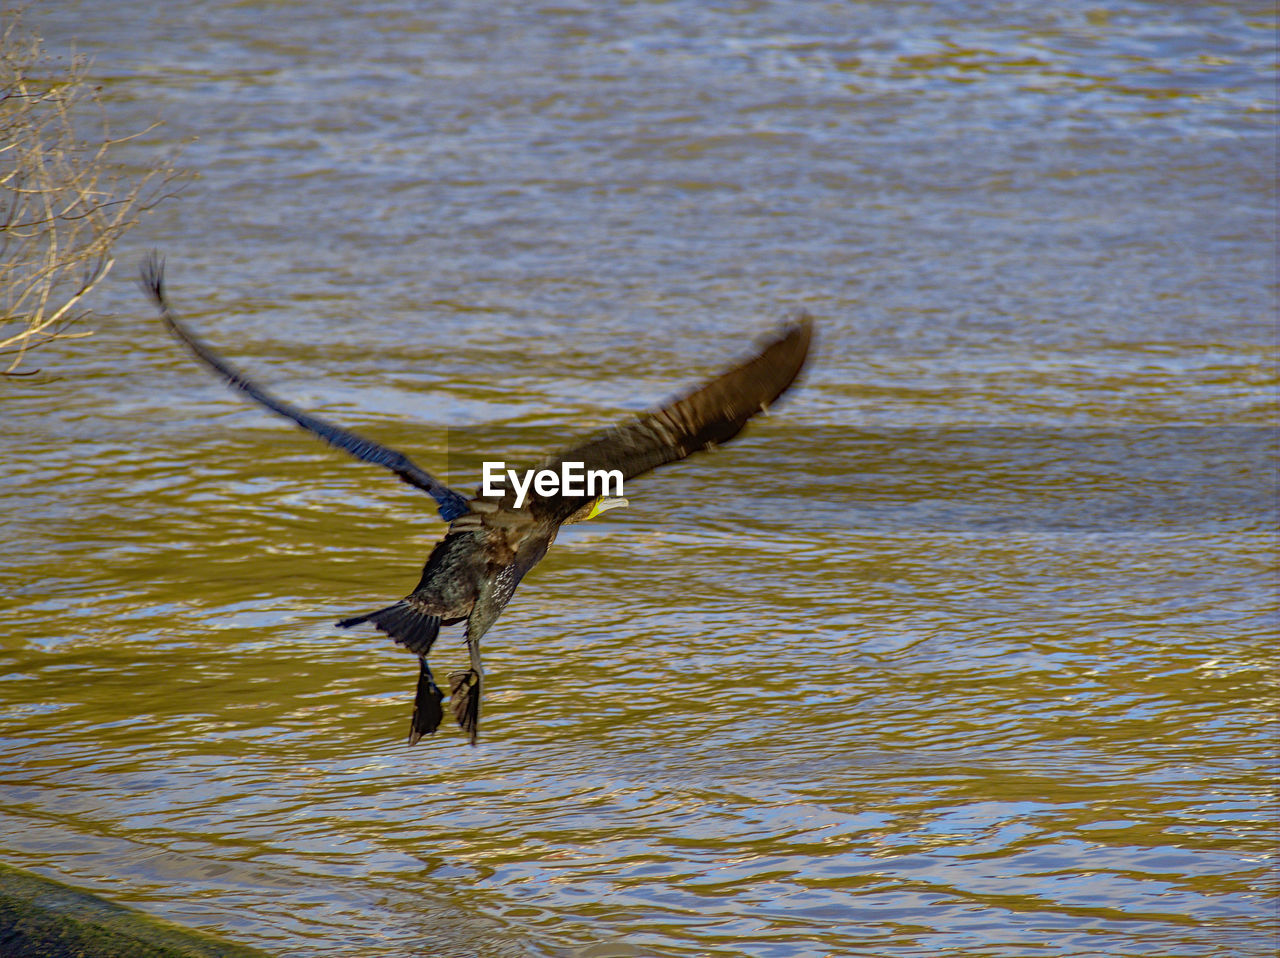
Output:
top-left (0, 13), bottom-right (185, 376)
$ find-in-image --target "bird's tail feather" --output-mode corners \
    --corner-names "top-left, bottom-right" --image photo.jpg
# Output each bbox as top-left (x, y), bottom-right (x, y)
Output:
top-left (337, 601), bottom-right (441, 656)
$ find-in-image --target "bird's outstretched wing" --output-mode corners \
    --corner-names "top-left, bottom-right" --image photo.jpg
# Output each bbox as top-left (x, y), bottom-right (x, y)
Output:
top-left (528, 310), bottom-right (814, 526)
top-left (140, 254), bottom-right (471, 522)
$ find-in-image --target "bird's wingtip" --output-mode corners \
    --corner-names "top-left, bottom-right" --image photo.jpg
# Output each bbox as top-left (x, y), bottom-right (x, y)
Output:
top-left (761, 307), bottom-right (815, 355)
top-left (767, 308), bottom-right (815, 347)
top-left (138, 251), bottom-right (167, 305)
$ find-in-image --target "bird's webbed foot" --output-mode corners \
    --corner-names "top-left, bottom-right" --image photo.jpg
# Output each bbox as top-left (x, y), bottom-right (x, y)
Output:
top-left (449, 669), bottom-right (481, 745)
top-left (408, 658), bottom-right (444, 746)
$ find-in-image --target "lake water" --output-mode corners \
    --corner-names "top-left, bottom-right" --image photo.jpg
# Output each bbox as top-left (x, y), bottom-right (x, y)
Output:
top-left (2, 2), bottom-right (1276, 955)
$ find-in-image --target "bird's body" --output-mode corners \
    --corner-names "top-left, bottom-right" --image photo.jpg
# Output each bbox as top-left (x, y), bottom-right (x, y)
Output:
top-left (141, 255), bottom-right (813, 745)
top-left (344, 506), bottom-right (561, 741)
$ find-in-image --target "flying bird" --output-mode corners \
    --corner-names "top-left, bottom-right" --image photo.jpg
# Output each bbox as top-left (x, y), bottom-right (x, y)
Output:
top-left (141, 255), bottom-right (813, 745)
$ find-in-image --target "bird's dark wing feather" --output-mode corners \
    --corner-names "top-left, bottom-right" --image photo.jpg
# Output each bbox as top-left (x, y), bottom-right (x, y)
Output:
top-left (529, 311), bottom-right (814, 526)
top-left (140, 254), bottom-right (470, 522)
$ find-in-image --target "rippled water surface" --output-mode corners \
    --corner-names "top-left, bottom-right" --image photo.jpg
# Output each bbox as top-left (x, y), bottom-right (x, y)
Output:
top-left (2, 2), bottom-right (1276, 955)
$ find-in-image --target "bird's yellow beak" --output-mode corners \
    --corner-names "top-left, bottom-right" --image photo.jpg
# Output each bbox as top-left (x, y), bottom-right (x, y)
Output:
top-left (585, 496), bottom-right (629, 520)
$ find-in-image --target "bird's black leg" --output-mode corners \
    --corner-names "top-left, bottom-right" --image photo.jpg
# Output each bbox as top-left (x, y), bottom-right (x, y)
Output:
top-left (449, 626), bottom-right (484, 745)
top-left (408, 658), bottom-right (445, 745)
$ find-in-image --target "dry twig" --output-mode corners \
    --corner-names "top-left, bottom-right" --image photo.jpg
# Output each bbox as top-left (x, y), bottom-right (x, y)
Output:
top-left (1, 16), bottom-right (182, 376)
